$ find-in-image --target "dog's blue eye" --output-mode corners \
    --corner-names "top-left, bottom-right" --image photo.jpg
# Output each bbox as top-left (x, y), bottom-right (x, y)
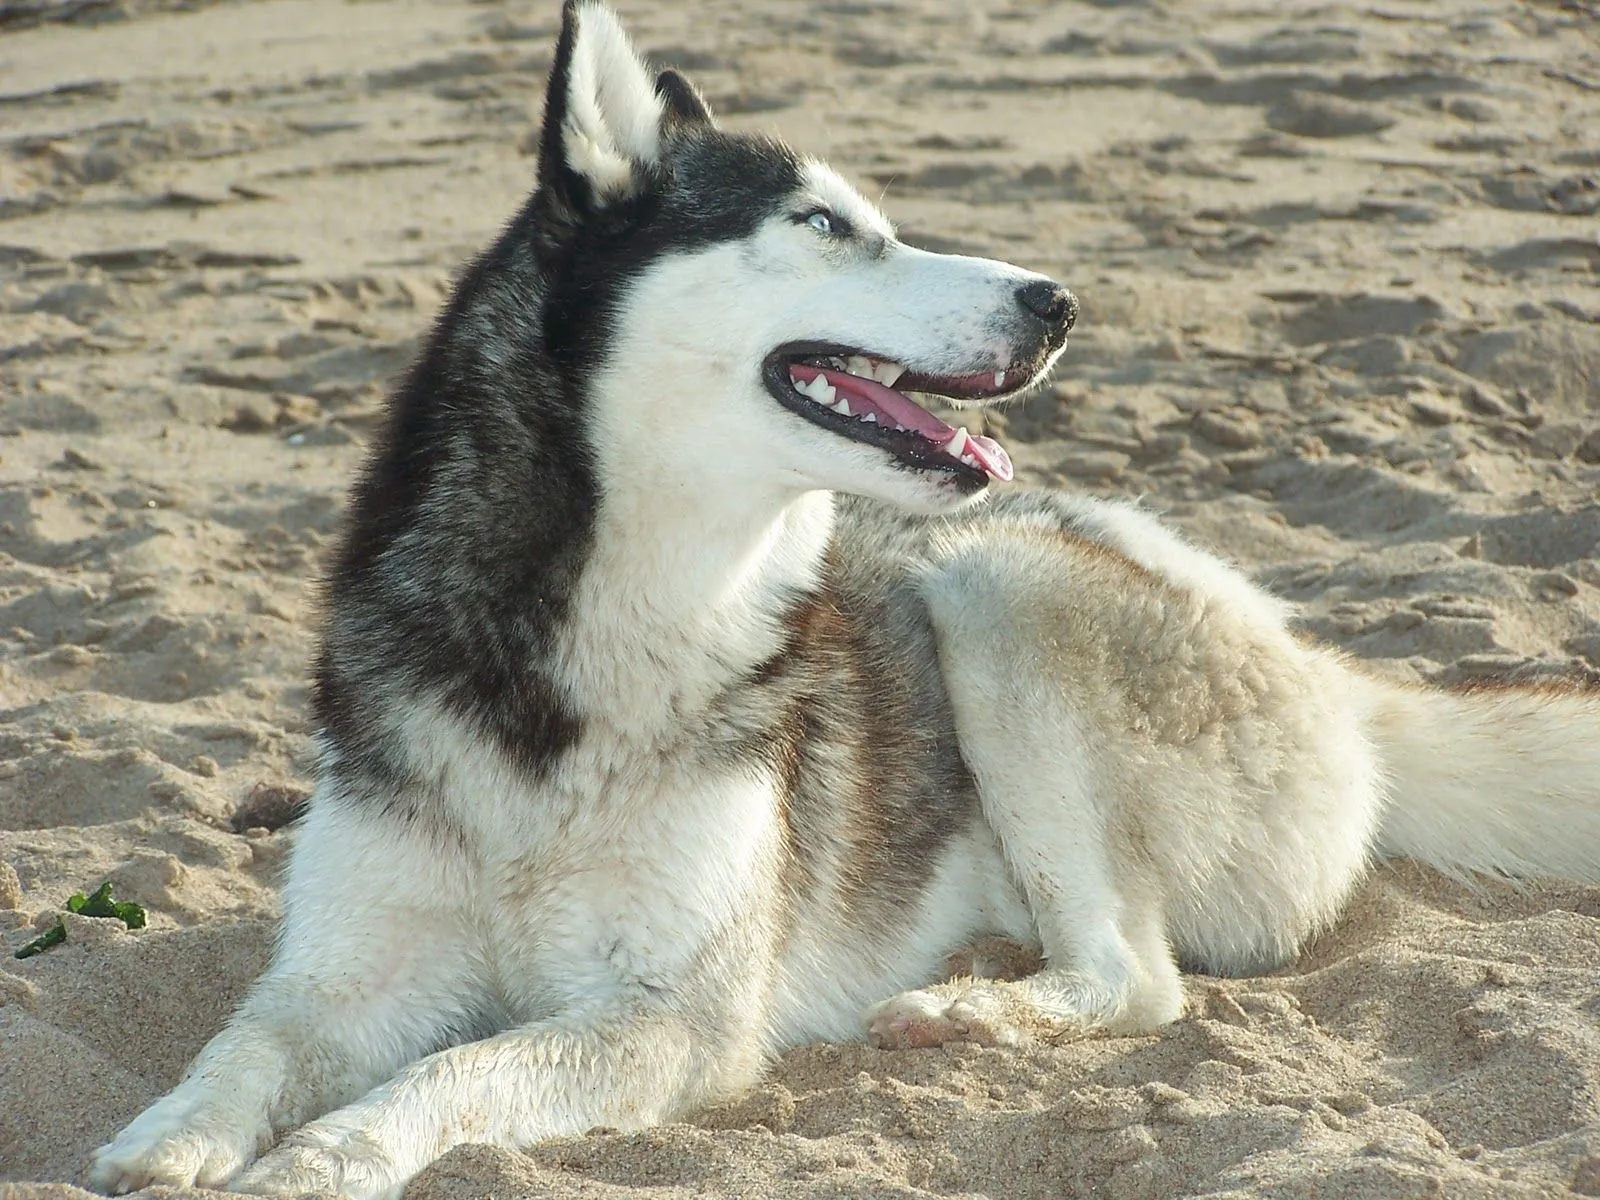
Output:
top-left (806, 211), bottom-right (834, 234)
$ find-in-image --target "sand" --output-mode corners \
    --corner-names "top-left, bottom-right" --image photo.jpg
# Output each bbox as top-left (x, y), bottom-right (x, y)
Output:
top-left (1, 0), bottom-right (1598, 1195)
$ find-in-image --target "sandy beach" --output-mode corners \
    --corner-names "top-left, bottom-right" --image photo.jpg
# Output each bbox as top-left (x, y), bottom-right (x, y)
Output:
top-left (2, 0), bottom-right (1598, 1195)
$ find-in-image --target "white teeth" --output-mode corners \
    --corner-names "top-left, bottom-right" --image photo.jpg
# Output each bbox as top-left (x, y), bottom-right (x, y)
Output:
top-left (834, 398), bottom-right (852, 416)
top-left (993, 370), bottom-right (1006, 388)
top-left (945, 426), bottom-right (970, 459)
top-left (795, 374), bottom-right (836, 405)
top-left (962, 454), bottom-right (977, 467)
top-left (832, 356), bottom-right (908, 386)
top-left (862, 412), bottom-right (877, 423)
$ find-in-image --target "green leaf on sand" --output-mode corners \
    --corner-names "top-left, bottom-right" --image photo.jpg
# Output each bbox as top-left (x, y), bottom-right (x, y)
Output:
top-left (13, 881), bottom-right (147, 959)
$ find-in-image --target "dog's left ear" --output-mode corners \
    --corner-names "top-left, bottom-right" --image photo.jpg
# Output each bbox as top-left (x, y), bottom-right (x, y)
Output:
top-left (655, 68), bottom-right (714, 128)
top-left (537, 1), bottom-right (668, 210)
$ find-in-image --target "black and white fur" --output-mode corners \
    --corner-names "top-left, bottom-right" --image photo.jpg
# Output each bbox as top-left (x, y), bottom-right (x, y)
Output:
top-left (92, 5), bottom-right (1600, 1198)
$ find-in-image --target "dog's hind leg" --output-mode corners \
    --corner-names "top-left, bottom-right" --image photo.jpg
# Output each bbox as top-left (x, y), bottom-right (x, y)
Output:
top-left (89, 796), bottom-right (487, 1194)
top-left (863, 749), bottom-right (1182, 1047)
top-left (865, 531), bottom-right (1188, 1049)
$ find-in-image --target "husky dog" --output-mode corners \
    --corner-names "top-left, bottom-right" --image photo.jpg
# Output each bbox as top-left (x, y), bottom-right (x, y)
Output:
top-left (92, 3), bottom-right (1600, 1197)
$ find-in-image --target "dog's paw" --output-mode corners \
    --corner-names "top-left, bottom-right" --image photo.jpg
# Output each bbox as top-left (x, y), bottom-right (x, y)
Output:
top-left (89, 1089), bottom-right (265, 1194)
top-left (232, 1144), bottom-right (399, 1200)
top-left (232, 1118), bottom-right (405, 1200)
top-left (864, 981), bottom-right (1031, 1050)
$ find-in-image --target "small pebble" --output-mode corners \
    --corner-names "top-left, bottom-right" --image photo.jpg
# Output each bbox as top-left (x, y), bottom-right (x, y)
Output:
top-left (231, 780), bottom-right (312, 833)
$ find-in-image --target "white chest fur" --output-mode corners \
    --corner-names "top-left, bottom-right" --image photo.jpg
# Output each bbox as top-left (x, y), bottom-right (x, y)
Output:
top-left (396, 702), bottom-right (786, 1025)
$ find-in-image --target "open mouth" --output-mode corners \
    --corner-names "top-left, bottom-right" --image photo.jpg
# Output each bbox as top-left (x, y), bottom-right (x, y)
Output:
top-left (763, 343), bottom-right (1025, 485)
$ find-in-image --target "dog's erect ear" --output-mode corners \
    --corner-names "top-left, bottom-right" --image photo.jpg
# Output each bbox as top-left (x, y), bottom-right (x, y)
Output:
top-left (537, 1), bottom-right (666, 209)
top-left (655, 68), bottom-right (714, 128)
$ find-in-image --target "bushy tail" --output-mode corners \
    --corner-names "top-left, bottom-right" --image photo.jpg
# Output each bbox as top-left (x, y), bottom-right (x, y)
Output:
top-left (1359, 677), bottom-right (1600, 884)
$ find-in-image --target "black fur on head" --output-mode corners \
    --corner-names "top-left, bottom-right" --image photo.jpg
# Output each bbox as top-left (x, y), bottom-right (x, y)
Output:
top-left (522, 2), bottom-right (806, 375)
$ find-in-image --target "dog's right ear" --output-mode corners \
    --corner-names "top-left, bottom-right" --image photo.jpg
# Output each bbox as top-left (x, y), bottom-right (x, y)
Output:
top-left (537, 1), bottom-right (667, 212)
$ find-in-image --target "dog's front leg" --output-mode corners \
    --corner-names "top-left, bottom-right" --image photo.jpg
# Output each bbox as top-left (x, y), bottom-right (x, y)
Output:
top-left (90, 799), bottom-right (486, 1194)
top-left (230, 1010), bottom-right (749, 1200)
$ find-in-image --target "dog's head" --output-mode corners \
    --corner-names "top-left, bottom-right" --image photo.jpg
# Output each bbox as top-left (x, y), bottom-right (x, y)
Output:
top-left (532, 1), bottom-right (1077, 514)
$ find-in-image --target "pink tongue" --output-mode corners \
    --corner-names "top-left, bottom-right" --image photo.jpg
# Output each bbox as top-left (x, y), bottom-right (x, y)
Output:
top-left (790, 365), bottom-right (1014, 483)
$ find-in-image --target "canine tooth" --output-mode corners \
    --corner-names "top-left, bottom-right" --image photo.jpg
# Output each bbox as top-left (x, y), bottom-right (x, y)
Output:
top-left (834, 398), bottom-right (852, 416)
top-left (993, 370), bottom-right (1006, 388)
top-left (846, 355), bottom-right (874, 379)
top-left (861, 412), bottom-right (877, 423)
top-left (874, 361), bottom-right (906, 386)
top-left (945, 427), bottom-right (970, 459)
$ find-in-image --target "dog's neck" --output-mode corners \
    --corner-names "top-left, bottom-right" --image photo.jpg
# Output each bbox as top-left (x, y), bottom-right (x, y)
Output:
top-left (552, 455), bottom-right (835, 739)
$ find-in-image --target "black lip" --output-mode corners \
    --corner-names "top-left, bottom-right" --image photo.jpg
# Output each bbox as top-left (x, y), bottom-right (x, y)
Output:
top-left (761, 341), bottom-right (1032, 489)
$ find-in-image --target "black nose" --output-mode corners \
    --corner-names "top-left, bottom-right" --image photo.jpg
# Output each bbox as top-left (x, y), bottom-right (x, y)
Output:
top-left (1016, 279), bottom-right (1078, 331)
